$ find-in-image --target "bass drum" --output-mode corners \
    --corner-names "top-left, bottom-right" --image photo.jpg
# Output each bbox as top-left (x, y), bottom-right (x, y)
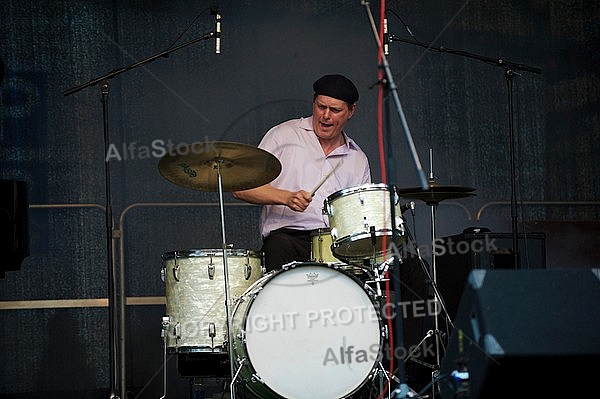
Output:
top-left (231, 262), bottom-right (383, 399)
top-left (162, 248), bottom-right (263, 353)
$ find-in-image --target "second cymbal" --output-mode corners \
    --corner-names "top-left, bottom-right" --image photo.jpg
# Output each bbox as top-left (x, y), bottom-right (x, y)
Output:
top-left (158, 141), bottom-right (282, 192)
top-left (395, 184), bottom-right (476, 204)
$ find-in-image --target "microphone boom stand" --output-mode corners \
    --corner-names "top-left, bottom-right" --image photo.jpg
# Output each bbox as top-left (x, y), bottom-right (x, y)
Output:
top-left (63, 31), bottom-right (216, 399)
top-left (388, 34), bottom-right (542, 268)
top-left (361, 2), bottom-right (430, 398)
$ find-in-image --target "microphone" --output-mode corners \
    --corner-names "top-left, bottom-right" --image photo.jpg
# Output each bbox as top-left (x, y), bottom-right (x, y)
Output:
top-left (211, 6), bottom-right (221, 54)
top-left (383, 15), bottom-right (389, 55)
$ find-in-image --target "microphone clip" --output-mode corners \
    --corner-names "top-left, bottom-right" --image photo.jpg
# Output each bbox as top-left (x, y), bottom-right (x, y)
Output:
top-left (210, 6), bottom-right (220, 17)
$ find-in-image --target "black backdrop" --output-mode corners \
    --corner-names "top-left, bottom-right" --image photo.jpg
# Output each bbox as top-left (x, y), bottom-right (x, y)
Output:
top-left (1, 0), bottom-right (599, 397)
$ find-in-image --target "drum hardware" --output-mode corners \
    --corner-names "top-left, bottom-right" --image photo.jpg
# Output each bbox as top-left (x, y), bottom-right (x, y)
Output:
top-left (405, 329), bottom-right (439, 370)
top-left (207, 256), bottom-right (215, 280)
top-left (369, 225), bottom-right (378, 262)
top-left (160, 316), bottom-right (170, 399)
top-left (243, 254), bottom-right (253, 280)
top-left (208, 323), bottom-right (216, 349)
top-left (365, 362), bottom-right (393, 399)
top-left (396, 154), bottom-right (477, 398)
top-left (366, 256), bottom-right (395, 300)
top-left (159, 142), bottom-right (281, 399)
top-left (172, 322), bottom-right (181, 344)
top-left (231, 357), bottom-right (247, 391)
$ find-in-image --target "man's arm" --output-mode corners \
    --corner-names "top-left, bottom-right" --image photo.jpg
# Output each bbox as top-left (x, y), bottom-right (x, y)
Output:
top-left (233, 185), bottom-right (313, 212)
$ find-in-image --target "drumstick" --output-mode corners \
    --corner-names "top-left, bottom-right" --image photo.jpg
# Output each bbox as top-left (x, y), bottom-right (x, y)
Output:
top-left (310, 162), bottom-right (341, 196)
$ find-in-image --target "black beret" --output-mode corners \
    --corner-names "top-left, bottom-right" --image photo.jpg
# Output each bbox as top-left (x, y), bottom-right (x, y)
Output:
top-left (313, 74), bottom-right (359, 104)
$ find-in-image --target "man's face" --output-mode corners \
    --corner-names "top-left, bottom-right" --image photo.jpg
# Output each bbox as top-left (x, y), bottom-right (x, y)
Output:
top-left (312, 95), bottom-right (355, 141)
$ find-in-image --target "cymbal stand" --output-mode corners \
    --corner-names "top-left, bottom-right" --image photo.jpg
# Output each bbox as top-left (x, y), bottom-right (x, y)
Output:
top-left (422, 150), bottom-right (454, 399)
top-left (365, 253), bottom-right (394, 399)
top-left (213, 160), bottom-right (237, 399)
top-left (373, 362), bottom-right (392, 399)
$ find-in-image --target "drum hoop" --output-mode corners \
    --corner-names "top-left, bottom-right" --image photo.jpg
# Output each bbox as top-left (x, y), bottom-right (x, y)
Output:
top-left (238, 262), bottom-right (372, 303)
top-left (334, 228), bottom-right (403, 242)
top-left (277, 261), bottom-right (371, 295)
top-left (162, 248), bottom-right (261, 260)
top-left (325, 183), bottom-right (393, 203)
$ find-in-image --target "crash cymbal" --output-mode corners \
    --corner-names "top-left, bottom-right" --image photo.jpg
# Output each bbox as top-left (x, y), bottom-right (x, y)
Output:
top-left (395, 184), bottom-right (476, 204)
top-left (158, 141), bottom-right (281, 192)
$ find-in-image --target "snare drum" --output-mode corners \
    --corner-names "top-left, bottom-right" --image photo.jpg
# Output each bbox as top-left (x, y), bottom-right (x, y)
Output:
top-left (310, 228), bottom-right (339, 263)
top-left (311, 228), bottom-right (368, 275)
top-left (162, 249), bottom-right (263, 353)
top-left (231, 262), bottom-right (383, 399)
top-left (323, 183), bottom-right (406, 260)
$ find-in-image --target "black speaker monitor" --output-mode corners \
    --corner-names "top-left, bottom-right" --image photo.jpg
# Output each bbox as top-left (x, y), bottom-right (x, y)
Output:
top-left (436, 232), bottom-right (546, 320)
top-left (439, 268), bottom-right (600, 398)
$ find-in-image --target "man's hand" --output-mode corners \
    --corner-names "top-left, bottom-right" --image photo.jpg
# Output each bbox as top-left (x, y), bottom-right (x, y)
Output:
top-left (286, 190), bottom-right (312, 212)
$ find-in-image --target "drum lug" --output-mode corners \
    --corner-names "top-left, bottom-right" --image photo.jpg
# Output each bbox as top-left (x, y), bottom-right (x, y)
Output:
top-left (172, 265), bottom-right (179, 282)
top-left (160, 265), bottom-right (166, 283)
top-left (244, 262), bottom-right (252, 280)
top-left (323, 200), bottom-right (331, 215)
top-left (251, 286), bottom-right (263, 298)
top-left (317, 235), bottom-right (324, 262)
top-left (173, 321), bottom-right (181, 342)
top-left (208, 256), bottom-right (215, 280)
top-left (172, 254), bottom-right (180, 282)
top-left (251, 372), bottom-right (265, 384)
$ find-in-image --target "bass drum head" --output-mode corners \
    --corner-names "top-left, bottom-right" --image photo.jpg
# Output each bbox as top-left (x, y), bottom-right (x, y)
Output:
top-left (232, 262), bottom-right (383, 399)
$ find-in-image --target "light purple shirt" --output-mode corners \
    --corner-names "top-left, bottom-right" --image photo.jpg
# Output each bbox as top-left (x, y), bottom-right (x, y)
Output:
top-left (257, 116), bottom-right (371, 238)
